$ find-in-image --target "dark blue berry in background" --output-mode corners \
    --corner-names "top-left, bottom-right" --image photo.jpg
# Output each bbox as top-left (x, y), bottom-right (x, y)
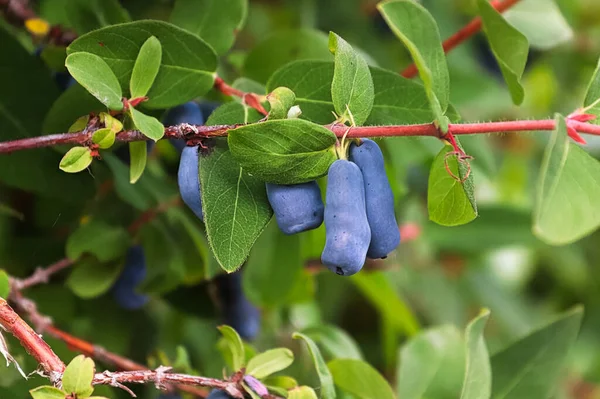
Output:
top-left (215, 271), bottom-right (260, 341)
top-left (321, 160), bottom-right (371, 276)
top-left (349, 139), bottom-right (400, 259)
top-left (178, 145), bottom-right (203, 221)
top-left (158, 394), bottom-right (182, 399)
top-left (163, 102), bottom-right (205, 153)
top-left (112, 245), bottom-right (149, 310)
top-left (266, 181), bottom-right (324, 235)
top-left (207, 389), bottom-right (233, 399)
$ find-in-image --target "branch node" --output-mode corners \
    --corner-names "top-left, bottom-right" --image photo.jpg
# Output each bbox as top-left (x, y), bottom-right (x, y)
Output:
top-left (154, 365), bottom-right (172, 390)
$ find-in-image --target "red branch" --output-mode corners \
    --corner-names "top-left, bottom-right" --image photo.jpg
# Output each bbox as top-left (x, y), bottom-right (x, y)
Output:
top-left (401, 0), bottom-right (522, 78)
top-left (214, 77), bottom-right (268, 116)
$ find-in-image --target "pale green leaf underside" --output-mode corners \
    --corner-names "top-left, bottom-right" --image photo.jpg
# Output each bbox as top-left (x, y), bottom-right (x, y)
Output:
top-left (460, 309), bottom-right (491, 399)
top-left (130, 35), bottom-right (162, 98)
top-left (328, 358), bottom-right (395, 399)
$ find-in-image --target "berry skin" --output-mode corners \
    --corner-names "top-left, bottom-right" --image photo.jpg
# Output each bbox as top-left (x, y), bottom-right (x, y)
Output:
top-left (349, 139), bottom-right (400, 259)
top-left (207, 390), bottom-right (233, 399)
top-left (266, 182), bottom-right (324, 235)
top-left (321, 160), bottom-right (371, 276)
top-left (215, 271), bottom-right (261, 341)
top-left (112, 245), bottom-right (149, 310)
top-left (178, 145), bottom-right (203, 221)
top-left (163, 102), bottom-right (205, 153)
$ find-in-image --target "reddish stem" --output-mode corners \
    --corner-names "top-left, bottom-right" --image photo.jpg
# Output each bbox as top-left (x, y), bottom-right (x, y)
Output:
top-left (214, 77), bottom-right (268, 116)
top-left (401, 0), bottom-right (522, 78)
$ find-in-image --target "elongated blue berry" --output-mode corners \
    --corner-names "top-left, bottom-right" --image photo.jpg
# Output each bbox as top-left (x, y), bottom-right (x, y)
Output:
top-left (178, 145), bottom-right (203, 221)
top-left (112, 245), bottom-right (149, 310)
top-left (216, 271), bottom-right (261, 341)
top-left (350, 139), bottom-right (400, 259)
top-left (321, 160), bottom-right (371, 276)
top-left (207, 390), bottom-right (232, 399)
top-left (163, 102), bottom-right (205, 152)
top-left (266, 182), bottom-right (324, 235)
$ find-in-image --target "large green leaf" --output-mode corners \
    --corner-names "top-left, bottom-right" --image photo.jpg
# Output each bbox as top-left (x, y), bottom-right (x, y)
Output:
top-left (246, 348), bottom-right (294, 379)
top-left (66, 0), bottom-right (130, 34)
top-left (491, 307), bottom-right (583, 398)
top-left (428, 144), bottom-right (478, 226)
top-left (293, 333), bottom-right (336, 399)
top-left (130, 36), bottom-right (162, 99)
top-left (66, 221), bottom-right (130, 262)
top-left (170, 0), bottom-right (247, 55)
top-left (228, 119), bottom-right (337, 184)
top-left (478, 0), bottom-right (529, 105)
top-left (397, 325), bottom-right (464, 399)
top-left (65, 52), bottom-right (123, 110)
top-left (378, 0), bottom-right (449, 130)
top-left (67, 20), bottom-right (217, 108)
top-left (328, 32), bottom-right (374, 126)
top-left (302, 325), bottom-right (363, 360)
top-left (66, 257), bottom-right (122, 299)
top-left (328, 359), bottom-right (395, 399)
top-left (533, 114), bottom-right (600, 244)
top-left (460, 310), bottom-right (491, 399)
top-left (584, 56), bottom-right (600, 123)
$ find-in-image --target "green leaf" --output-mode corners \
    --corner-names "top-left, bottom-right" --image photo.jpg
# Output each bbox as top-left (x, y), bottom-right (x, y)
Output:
top-left (92, 128), bottom-right (116, 149)
top-left (244, 29), bottom-right (332, 83)
top-left (491, 307), bottom-right (583, 398)
top-left (293, 333), bottom-right (336, 399)
top-left (228, 119), bottom-right (337, 184)
top-left (289, 386), bottom-right (319, 399)
top-left (301, 325), bottom-right (363, 360)
top-left (62, 355), bottom-right (95, 398)
top-left (397, 325), bottom-right (464, 399)
top-left (0, 270), bottom-right (10, 299)
top-left (584, 57), bottom-right (600, 122)
top-left (66, 221), bottom-right (130, 262)
top-left (66, 258), bottom-right (122, 299)
top-left (428, 144), bottom-right (478, 226)
top-left (59, 146), bottom-right (93, 173)
top-left (130, 36), bottom-right (162, 98)
top-left (66, 0), bottom-right (130, 35)
top-left (246, 348), bottom-right (294, 379)
top-left (478, 0), bottom-right (529, 105)
top-left (460, 309), bottom-right (491, 399)
top-left (328, 32), bottom-right (374, 126)
top-left (218, 325), bottom-right (246, 371)
top-left (67, 20), bottom-right (217, 108)
top-left (129, 141), bottom-right (148, 184)
top-left (533, 114), bottom-right (600, 244)
top-left (378, 0), bottom-right (449, 129)
top-left (267, 86), bottom-right (296, 120)
top-left (0, 202), bottom-right (24, 221)
top-left (130, 107), bottom-right (164, 142)
top-left (328, 359), bottom-right (395, 399)
top-left (100, 112), bottom-right (123, 134)
top-left (29, 386), bottom-right (66, 399)
top-left (65, 52), bottom-right (123, 110)
top-left (170, 0), bottom-right (247, 55)
top-left (243, 223), bottom-right (303, 308)
top-left (504, 0), bottom-right (572, 50)
top-left (69, 115), bottom-right (90, 132)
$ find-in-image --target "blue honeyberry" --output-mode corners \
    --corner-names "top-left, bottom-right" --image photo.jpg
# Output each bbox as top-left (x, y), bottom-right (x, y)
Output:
top-left (266, 181), bottom-right (324, 235)
top-left (178, 145), bottom-right (203, 221)
top-left (321, 160), bottom-right (371, 276)
top-left (207, 390), bottom-right (233, 399)
top-left (349, 139), bottom-right (400, 259)
top-left (112, 245), bottom-right (149, 310)
top-left (158, 395), bottom-right (182, 399)
top-left (216, 271), bottom-right (261, 341)
top-left (163, 102), bottom-right (205, 153)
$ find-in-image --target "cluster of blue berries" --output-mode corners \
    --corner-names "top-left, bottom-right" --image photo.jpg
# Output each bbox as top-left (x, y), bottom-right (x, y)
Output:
top-left (269, 139), bottom-right (400, 276)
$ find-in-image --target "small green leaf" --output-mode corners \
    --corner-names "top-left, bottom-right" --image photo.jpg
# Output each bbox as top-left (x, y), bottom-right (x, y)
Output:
top-left (99, 112), bottom-right (124, 133)
top-left (267, 87), bottom-right (296, 120)
top-left (59, 146), bottom-right (93, 173)
top-left (62, 355), bottom-right (95, 398)
top-left (478, 0), bottom-right (529, 105)
top-left (491, 307), bottom-right (583, 398)
top-left (170, 0), bottom-right (247, 55)
top-left (218, 325), bottom-right (246, 371)
top-left (66, 221), bottom-right (130, 262)
top-left (460, 309), bottom-right (491, 399)
top-left (65, 52), bottom-right (123, 110)
top-left (0, 270), bottom-right (10, 299)
top-left (289, 386), bottom-right (319, 399)
top-left (328, 32), bottom-right (374, 126)
top-left (92, 128), bottom-right (116, 149)
top-left (301, 325), bottom-right (363, 360)
top-left (129, 141), bottom-right (148, 184)
top-left (67, 258), bottom-right (122, 299)
top-left (228, 119), bottom-right (337, 184)
top-left (29, 386), bottom-right (66, 399)
top-left (328, 358), bottom-right (395, 399)
top-left (69, 115), bottom-right (90, 132)
top-left (130, 107), bottom-right (164, 141)
top-left (533, 114), bottom-right (600, 244)
top-left (293, 333), bottom-right (336, 399)
top-left (246, 348), bottom-right (294, 379)
top-left (130, 36), bottom-right (162, 98)
top-left (428, 144), bottom-right (478, 226)
top-left (263, 376), bottom-right (298, 390)
top-left (378, 0), bottom-right (449, 130)
top-left (584, 56), bottom-right (600, 122)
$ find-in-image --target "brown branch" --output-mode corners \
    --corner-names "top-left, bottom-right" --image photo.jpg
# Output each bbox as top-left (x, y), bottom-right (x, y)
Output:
top-left (11, 258), bottom-right (74, 291)
top-left (401, 0), bottom-right (523, 78)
